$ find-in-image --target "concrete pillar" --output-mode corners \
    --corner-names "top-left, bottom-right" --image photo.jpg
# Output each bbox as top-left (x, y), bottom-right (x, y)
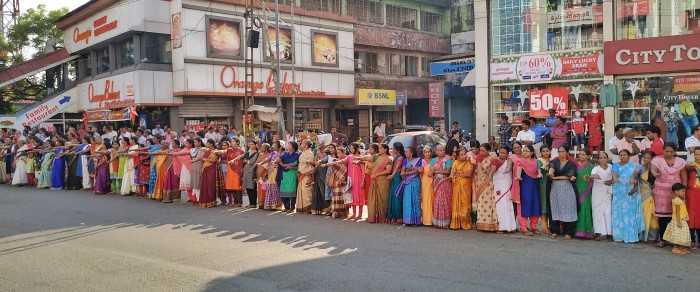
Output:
top-left (474, 0), bottom-right (489, 142)
top-left (133, 34), bottom-right (142, 65)
top-left (603, 0), bottom-right (614, 152)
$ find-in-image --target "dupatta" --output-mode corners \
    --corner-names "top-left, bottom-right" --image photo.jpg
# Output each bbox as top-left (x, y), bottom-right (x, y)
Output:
top-left (511, 157), bottom-right (539, 203)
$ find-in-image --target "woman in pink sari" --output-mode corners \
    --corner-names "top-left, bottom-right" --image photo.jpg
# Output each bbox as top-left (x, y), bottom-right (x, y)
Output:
top-left (172, 139), bottom-right (194, 204)
top-left (431, 145), bottom-right (453, 229)
top-left (337, 142), bottom-right (365, 219)
top-left (650, 143), bottom-right (687, 247)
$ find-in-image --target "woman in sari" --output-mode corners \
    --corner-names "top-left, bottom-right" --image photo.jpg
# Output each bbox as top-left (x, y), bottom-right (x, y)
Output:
top-left (88, 137), bottom-right (97, 189)
top-left (450, 146), bottom-right (473, 230)
top-left (296, 140), bottom-right (315, 214)
top-left (120, 137), bottom-right (139, 196)
top-left (420, 146), bottom-right (435, 226)
top-left (65, 140), bottom-right (83, 190)
top-left (190, 139), bottom-right (205, 203)
top-left (514, 145), bottom-right (541, 235)
top-left (199, 139), bottom-right (224, 208)
top-left (11, 140), bottom-right (29, 186)
top-left (475, 144), bottom-right (500, 231)
top-left (494, 146), bottom-right (517, 233)
top-left (224, 139), bottom-right (245, 207)
top-left (345, 143), bottom-right (365, 219)
top-left (242, 141), bottom-right (259, 208)
top-left (162, 141), bottom-right (181, 203)
top-left (538, 145), bottom-right (553, 235)
top-left (387, 142), bottom-right (406, 224)
top-left (650, 143), bottom-right (687, 247)
top-left (312, 148), bottom-right (331, 214)
top-left (365, 144), bottom-right (392, 223)
top-left (638, 151), bottom-right (658, 242)
top-left (78, 136), bottom-right (92, 190)
top-left (399, 146), bottom-right (422, 225)
top-left (256, 143), bottom-right (271, 209)
top-left (173, 139), bottom-right (194, 202)
top-left (261, 141), bottom-right (283, 210)
top-left (431, 144), bottom-right (453, 229)
top-left (327, 147), bottom-right (350, 219)
top-left (361, 144), bottom-right (379, 215)
top-left (109, 142), bottom-right (121, 193)
top-left (50, 140), bottom-right (67, 190)
top-left (590, 152), bottom-right (613, 241)
top-left (147, 137), bottom-right (164, 199)
top-left (574, 148), bottom-right (594, 239)
top-left (136, 140), bottom-right (151, 196)
top-left (323, 144), bottom-right (338, 210)
top-left (547, 144), bottom-right (578, 240)
top-left (278, 141), bottom-right (300, 212)
top-left (685, 148), bottom-right (700, 249)
top-left (36, 142), bottom-right (54, 189)
top-left (611, 149), bottom-right (645, 243)
top-left (90, 139), bottom-right (111, 194)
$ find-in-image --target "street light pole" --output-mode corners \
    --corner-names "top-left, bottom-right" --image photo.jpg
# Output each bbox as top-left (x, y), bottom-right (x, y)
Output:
top-left (274, 0), bottom-right (286, 139)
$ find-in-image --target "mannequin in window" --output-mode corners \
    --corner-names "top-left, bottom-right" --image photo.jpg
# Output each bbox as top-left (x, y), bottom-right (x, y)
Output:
top-left (662, 105), bottom-right (680, 146)
top-left (571, 109), bottom-right (586, 157)
top-left (585, 97), bottom-right (604, 155)
top-left (651, 103), bottom-right (667, 143)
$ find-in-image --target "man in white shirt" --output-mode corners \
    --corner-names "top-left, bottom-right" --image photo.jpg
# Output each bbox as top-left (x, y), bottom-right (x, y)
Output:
top-left (685, 125), bottom-right (700, 162)
top-left (608, 124), bottom-right (624, 163)
top-left (374, 122), bottom-right (385, 143)
top-left (204, 127), bottom-right (217, 142)
top-left (515, 120), bottom-right (535, 146)
top-left (151, 124), bottom-right (164, 137)
top-left (136, 130), bottom-right (147, 146)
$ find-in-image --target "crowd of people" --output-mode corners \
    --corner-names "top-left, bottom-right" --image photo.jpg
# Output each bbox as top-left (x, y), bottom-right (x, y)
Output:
top-left (1, 122), bottom-right (699, 255)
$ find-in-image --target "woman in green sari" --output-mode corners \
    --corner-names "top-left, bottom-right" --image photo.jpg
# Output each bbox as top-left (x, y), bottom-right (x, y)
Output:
top-left (575, 148), bottom-right (594, 239)
top-left (36, 142), bottom-right (55, 189)
top-left (538, 145), bottom-right (552, 235)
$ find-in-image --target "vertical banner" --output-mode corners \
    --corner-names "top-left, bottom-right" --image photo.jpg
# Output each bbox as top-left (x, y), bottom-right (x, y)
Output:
top-left (428, 82), bottom-right (444, 118)
top-left (396, 90), bottom-right (407, 106)
top-left (138, 114), bottom-right (148, 128)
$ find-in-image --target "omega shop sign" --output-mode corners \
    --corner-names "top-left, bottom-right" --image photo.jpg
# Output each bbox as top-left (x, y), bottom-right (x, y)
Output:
top-left (604, 34), bottom-right (700, 75)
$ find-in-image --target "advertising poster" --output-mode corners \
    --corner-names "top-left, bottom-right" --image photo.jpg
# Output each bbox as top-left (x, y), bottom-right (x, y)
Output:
top-left (266, 26), bottom-right (293, 62)
top-left (490, 51), bottom-right (603, 83)
top-left (206, 16), bottom-right (242, 59)
top-left (674, 75), bottom-right (700, 93)
top-left (311, 31), bottom-right (338, 66)
top-left (529, 89), bottom-right (569, 117)
top-left (357, 89), bottom-right (396, 106)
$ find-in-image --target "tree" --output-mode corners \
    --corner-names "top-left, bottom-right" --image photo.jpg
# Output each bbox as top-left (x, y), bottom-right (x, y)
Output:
top-left (0, 4), bottom-right (69, 114)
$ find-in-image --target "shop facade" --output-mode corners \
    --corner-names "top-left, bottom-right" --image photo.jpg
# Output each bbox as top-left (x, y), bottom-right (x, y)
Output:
top-left (169, 0), bottom-right (355, 135)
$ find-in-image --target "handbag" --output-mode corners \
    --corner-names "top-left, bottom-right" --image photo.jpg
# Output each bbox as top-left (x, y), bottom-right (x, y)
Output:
top-left (343, 176), bottom-right (353, 204)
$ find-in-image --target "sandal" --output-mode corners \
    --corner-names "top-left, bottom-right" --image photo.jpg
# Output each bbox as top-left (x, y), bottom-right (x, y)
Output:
top-left (549, 234), bottom-right (559, 239)
top-left (656, 241), bottom-right (666, 248)
top-left (564, 235), bottom-right (572, 240)
top-left (691, 244), bottom-right (699, 250)
top-left (594, 235), bottom-right (601, 241)
top-left (522, 230), bottom-right (534, 236)
top-left (533, 229), bottom-right (542, 235)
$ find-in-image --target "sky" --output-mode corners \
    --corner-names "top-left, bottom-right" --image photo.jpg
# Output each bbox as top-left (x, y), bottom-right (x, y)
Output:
top-left (22, 0), bottom-right (87, 13)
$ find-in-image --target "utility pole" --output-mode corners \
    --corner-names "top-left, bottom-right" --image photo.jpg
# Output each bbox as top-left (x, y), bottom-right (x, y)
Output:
top-left (273, 0), bottom-right (286, 139)
top-left (243, 0), bottom-right (255, 137)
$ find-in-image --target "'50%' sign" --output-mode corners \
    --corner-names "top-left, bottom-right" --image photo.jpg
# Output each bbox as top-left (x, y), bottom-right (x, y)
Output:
top-left (529, 89), bottom-right (569, 117)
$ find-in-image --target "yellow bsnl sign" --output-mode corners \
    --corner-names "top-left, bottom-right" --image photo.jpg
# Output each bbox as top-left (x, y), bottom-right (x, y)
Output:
top-left (357, 88), bottom-right (397, 105)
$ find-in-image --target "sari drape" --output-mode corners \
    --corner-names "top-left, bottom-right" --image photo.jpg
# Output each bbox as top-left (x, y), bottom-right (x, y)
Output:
top-left (638, 166), bottom-right (658, 241)
top-left (347, 155), bottom-right (365, 206)
top-left (494, 159), bottom-right (517, 232)
top-left (37, 151), bottom-right (54, 189)
top-left (575, 163), bottom-right (594, 238)
top-left (611, 162), bottom-right (644, 243)
top-left (451, 159), bottom-right (473, 230)
top-left (420, 159), bottom-right (434, 226)
top-left (312, 155), bottom-right (330, 214)
top-left (328, 161), bottom-right (349, 218)
top-left (224, 148), bottom-right (245, 191)
top-left (93, 146), bottom-right (111, 194)
top-left (279, 151), bottom-right (300, 198)
top-left (151, 153), bottom-right (167, 200)
top-left (387, 155), bottom-right (405, 221)
top-left (199, 150), bottom-right (224, 208)
top-left (50, 149), bottom-right (66, 190)
top-left (367, 156), bottom-right (392, 223)
top-left (432, 156), bottom-right (453, 229)
top-left (65, 151), bottom-right (82, 190)
top-left (264, 151), bottom-right (283, 209)
top-left (296, 150), bottom-right (314, 213)
top-left (475, 154), bottom-right (499, 231)
top-left (651, 157), bottom-right (686, 218)
top-left (687, 166), bottom-right (700, 229)
top-left (162, 154), bottom-right (181, 203)
top-left (402, 158), bottom-right (422, 225)
top-left (120, 145), bottom-right (139, 195)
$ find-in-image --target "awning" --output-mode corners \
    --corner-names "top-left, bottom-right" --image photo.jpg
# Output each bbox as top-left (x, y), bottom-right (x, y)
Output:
top-left (248, 104), bottom-right (278, 122)
top-left (0, 49), bottom-right (78, 88)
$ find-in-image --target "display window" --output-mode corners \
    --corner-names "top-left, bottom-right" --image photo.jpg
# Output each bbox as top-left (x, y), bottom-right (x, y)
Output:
top-left (491, 0), bottom-right (603, 56)
top-left (616, 73), bottom-right (700, 150)
top-left (294, 108), bottom-right (324, 133)
top-left (616, 0), bottom-right (700, 40)
top-left (492, 80), bottom-right (603, 144)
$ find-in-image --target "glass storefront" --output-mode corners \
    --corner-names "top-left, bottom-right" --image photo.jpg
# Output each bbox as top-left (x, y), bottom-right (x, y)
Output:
top-left (616, 0), bottom-right (700, 40)
top-left (491, 0), bottom-right (603, 56)
top-left (492, 80), bottom-right (603, 143)
top-left (616, 73), bottom-right (700, 149)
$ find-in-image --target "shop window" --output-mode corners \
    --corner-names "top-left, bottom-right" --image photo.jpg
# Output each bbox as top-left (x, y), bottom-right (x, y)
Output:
top-left (116, 38), bottom-right (135, 69)
top-left (97, 46), bottom-right (110, 74)
top-left (346, 0), bottom-right (382, 24)
top-left (491, 0), bottom-right (603, 56)
top-left (617, 74), bottom-right (700, 150)
top-left (77, 53), bottom-right (92, 78)
top-left (616, 0), bottom-right (700, 40)
top-left (491, 81), bottom-right (602, 145)
top-left (386, 4), bottom-right (417, 30)
top-left (143, 33), bottom-right (172, 64)
top-left (451, 0), bottom-right (475, 33)
top-left (420, 11), bottom-right (442, 33)
top-left (294, 108), bottom-right (324, 133)
top-left (299, 0), bottom-right (341, 14)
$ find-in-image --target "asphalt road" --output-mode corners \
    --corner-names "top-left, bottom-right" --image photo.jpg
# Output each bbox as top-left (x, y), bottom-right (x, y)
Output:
top-left (0, 185), bottom-right (698, 292)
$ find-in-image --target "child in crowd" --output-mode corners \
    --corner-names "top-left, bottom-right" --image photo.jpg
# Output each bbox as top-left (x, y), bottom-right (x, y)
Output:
top-left (663, 183), bottom-right (691, 254)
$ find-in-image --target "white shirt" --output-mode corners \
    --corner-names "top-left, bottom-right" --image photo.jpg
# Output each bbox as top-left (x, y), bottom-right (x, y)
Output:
top-left (374, 126), bottom-right (385, 137)
top-left (608, 136), bottom-right (622, 163)
top-left (515, 130), bottom-right (535, 143)
top-left (204, 131), bottom-right (217, 141)
top-left (152, 128), bottom-right (164, 136)
top-left (685, 135), bottom-right (700, 162)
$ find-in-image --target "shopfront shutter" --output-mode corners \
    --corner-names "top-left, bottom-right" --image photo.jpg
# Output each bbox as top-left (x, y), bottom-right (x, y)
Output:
top-left (178, 97), bottom-right (236, 118)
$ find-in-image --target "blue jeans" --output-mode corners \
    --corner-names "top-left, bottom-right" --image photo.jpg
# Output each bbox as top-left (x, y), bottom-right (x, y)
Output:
top-left (682, 115), bottom-right (699, 137)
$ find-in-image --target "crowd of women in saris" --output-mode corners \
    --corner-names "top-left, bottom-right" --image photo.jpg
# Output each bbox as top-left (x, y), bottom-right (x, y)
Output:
top-left (3, 132), bottom-right (700, 254)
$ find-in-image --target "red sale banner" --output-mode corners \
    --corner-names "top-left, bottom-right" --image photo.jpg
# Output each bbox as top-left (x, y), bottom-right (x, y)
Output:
top-left (559, 55), bottom-right (601, 76)
top-left (529, 89), bottom-right (569, 117)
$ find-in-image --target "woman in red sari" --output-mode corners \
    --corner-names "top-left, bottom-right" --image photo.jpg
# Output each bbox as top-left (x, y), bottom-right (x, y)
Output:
top-left (431, 144), bottom-right (453, 229)
top-left (162, 140), bottom-right (181, 203)
top-left (686, 148), bottom-right (700, 249)
top-left (199, 139), bottom-right (224, 208)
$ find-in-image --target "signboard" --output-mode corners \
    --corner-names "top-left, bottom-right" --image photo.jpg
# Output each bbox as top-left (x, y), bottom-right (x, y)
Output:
top-left (430, 58), bottom-right (475, 76)
top-left (618, 0), bottom-right (649, 18)
top-left (675, 75), bottom-right (700, 93)
top-left (529, 89), bottom-right (569, 117)
top-left (428, 83), bottom-right (444, 118)
top-left (548, 5), bottom-right (603, 25)
top-left (11, 87), bottom-right (78, 130)
top-left (218, 65), bottom-right (329, 97)
top-left (604, 34), bottom-right (700, 75)
top-left (490, 52), bottom-right (604, 83)
top-left (356, 89), bottom-right (397, 106)
top-left (396, 90), bottom-right (407, 106)
top-left (85, 107), bottom-right (134, 122)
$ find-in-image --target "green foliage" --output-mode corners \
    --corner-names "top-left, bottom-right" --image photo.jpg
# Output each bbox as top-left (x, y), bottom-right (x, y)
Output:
top-left (2, 4), bottom-right (69, 64)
